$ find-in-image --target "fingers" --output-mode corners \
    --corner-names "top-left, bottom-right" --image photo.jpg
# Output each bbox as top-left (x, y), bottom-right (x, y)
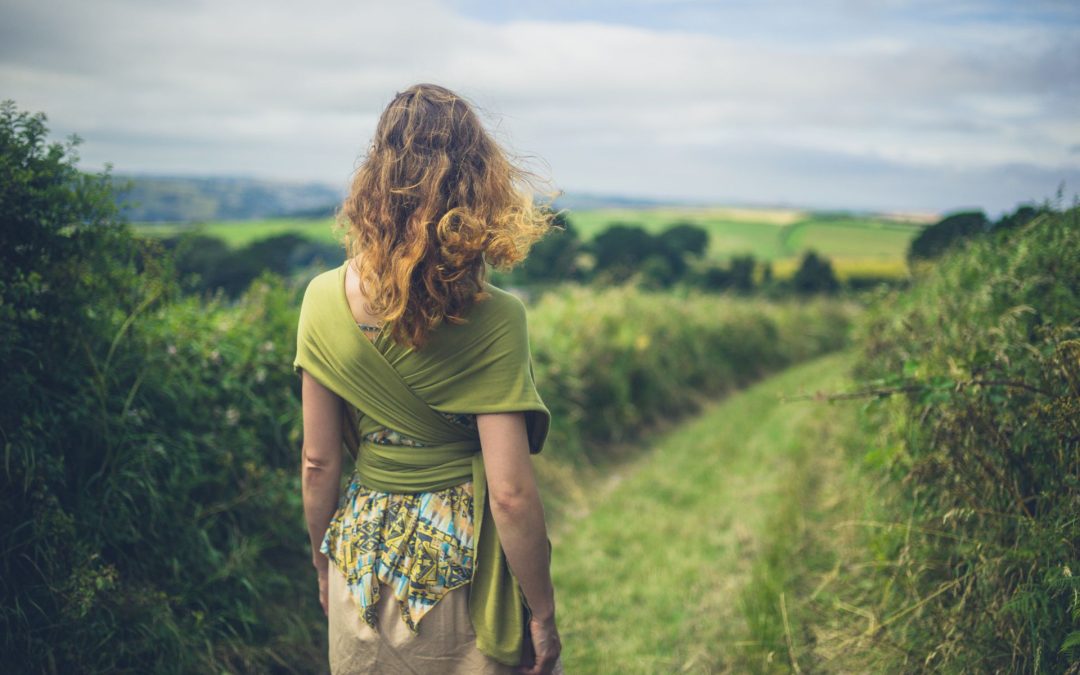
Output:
top-left (318, 572), bottom-right (330, 617)
top-left (518, 650), bottom-right (558, 675)
top-left (517, 660), bottom-right (550, 675)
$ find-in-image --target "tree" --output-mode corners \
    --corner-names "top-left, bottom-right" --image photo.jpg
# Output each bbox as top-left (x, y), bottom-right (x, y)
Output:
top-left (0, 101), bottom-right (126, 287)
top-left (161, 232), bottom-right (232, 292)
top-left (517, 210), bottom-right (584, 282)
top-left (729, 254), bottom-right (756, 293)
top-left (657, 221), bottom-right (709, 258)
top-left (697, 261), bottom-right (731, 290)
top-left (589, 222), bottom-right (659, 284)
top-left (639, 254), bottom-right (678, 289)
top-left (992, 204), bottom-right (1041, 232)
top-left (792, 249), bottom-right (839, 294)
top-left (590, 222), bottom-right (689, 285)
top-left (908, 210), bottom-right (989, 261)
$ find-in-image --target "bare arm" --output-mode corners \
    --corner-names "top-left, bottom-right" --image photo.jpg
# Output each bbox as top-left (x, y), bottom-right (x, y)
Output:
top-left (300, 370), bottom-right (344, 575)
top-left (477, 412), bottom-right (560, 674)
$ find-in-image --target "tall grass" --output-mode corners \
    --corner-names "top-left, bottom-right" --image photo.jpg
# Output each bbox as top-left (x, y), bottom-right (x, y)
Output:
top-left (729, 206), bottom-right (1080, 672)
top-left (2, 261), bottom-right (324, 673)
top-left (847, 207), bottom-right (1080, 671)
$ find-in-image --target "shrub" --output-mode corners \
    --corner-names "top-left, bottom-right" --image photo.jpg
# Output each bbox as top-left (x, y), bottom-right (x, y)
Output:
top-left (850, 206), bottom-right (1080, 672)
top-left (657, 221), bottom-right (709, 258)
top-left (515, 211), bottom-right (585, 283)
top-left (529, 284), bottom-right (858, 464)
top-left (792, 249), bottom-right (839, 294)
top-left (907, 210), bottom-right (989, 262)
top-left (0, 101), bottom-right (322, 674)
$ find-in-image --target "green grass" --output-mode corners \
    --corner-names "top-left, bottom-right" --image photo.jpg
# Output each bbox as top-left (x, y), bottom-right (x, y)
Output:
top-left (781, 219), bottom-right (919, 259)
top-left (568, 207), bottom-right (797, 260)
top-left (550, 349), bottom-right (861, 673)
top-left (134, 217), bottom-right (342, 248)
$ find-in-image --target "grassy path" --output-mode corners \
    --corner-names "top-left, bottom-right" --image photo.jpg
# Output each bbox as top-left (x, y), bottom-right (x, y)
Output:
top-left (550, 349), bottom-right (861, 673)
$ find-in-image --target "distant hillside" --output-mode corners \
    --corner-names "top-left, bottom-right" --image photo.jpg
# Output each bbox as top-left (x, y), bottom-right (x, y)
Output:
top-left (113, 175), bottom-right (939, 225)
top-left (112, 175), bottom-right (344, 222)
top-left (114, 175), bottom-right (703, 223)
top-left (551, 192), bottom-right (695, 211)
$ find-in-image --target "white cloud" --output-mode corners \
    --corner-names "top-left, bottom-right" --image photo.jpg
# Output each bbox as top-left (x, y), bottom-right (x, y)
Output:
top-left (0, 0), bottom-right (1076, 211)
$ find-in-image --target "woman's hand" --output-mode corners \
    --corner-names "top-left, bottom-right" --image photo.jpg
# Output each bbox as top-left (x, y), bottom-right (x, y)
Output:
top-left (520, 615), bottom-right (561, 675)
top-left (314, 554), bottom-right (330, 617)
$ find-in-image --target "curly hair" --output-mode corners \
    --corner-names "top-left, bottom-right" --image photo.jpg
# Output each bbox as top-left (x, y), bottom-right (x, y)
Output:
top-left (338, 83), bottom-right (556, 350)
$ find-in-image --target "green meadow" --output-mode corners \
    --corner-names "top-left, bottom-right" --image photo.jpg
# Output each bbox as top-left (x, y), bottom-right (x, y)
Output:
top-left (135, 205), bottom-right (928, 281)
top-left (135, 216), bottom-right (345, 248)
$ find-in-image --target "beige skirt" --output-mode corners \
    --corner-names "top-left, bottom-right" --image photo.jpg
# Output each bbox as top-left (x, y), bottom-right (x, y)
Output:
top-left (328, 563), bottom-right (562, 674)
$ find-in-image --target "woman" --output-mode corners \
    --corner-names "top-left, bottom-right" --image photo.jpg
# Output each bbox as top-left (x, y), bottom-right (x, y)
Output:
top-left (293, 84), bottom-right (563, 675)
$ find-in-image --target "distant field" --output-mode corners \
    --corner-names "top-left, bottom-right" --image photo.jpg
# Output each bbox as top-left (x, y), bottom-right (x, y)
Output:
top-left (134, 205), bottom-right (932, 280)
top-left (135, 217), bottom-right (343, 248)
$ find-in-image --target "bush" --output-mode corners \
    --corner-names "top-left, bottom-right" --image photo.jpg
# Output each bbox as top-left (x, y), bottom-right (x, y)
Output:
top-left (792, 249), bottom-right (839, 294)
top-left (528, 284), bottom-right (859, 464)
top-left (160, 231), bottom-right (342, 297)
top-left (729, 254), bottom-right (757, 293)
top-left (514, 211), bottom-right (585, 283)
top-left (657, 221), bottom-right (709, 258)
top-left (849, 206), bottom-right (1080, 671)
top-left (589, 222), bottom-right (688, 285)
top-left (907, 210), bottom-right (989, 261)
top-left (0, 101), bottom-right (322, 674)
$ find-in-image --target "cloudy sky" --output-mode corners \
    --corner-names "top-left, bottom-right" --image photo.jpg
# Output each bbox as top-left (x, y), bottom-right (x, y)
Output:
top-left (2, 0), bottom-right (1077, 215)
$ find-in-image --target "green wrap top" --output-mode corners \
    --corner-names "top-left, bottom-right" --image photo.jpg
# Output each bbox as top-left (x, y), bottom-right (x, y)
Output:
top-left (293, 261), bottom-right (551, 666)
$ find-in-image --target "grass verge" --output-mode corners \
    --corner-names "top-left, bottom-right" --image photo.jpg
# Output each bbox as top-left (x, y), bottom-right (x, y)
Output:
top-left (550, 349), bottom-right (863, 673)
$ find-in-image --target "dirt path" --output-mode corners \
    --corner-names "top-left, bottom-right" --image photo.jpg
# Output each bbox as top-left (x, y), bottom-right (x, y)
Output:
top-left (550, 349), bottom-right (859, 673)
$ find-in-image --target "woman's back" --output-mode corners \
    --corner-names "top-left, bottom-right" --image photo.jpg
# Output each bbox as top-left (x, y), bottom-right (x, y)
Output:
top-left (295, 83), bottom-right (562, 675)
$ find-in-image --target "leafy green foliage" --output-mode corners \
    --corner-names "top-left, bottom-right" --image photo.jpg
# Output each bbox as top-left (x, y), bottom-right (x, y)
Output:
top-left (993, 204), bottom-right (1040, 233)
top-left (907, 210), bottom-right (988, 261)
top-left (656, 221), bottom-right (709, 258)
top-left (589, 222), bottom-right (665, 283)
top-left (514, 211), bottom-right (586, 283)
top-left (586, 222), bottom-right (696, 287)
top-left (528, 285), bottom-right (857, 464)
top-left (728, 254), bottom-right (757, 293)
top-left (850, 206), bottom-right (1080, 671)
top-left (0, 101), bottom-right (322, 674)
top-left (792, 249), bottom-right (840, 294)
top-left (160, 231), bottom-right (342, 297)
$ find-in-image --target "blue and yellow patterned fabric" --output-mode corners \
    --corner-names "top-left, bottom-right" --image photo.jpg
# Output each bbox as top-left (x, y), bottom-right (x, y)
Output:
top-left (320, 410), bottom-right (478, 632)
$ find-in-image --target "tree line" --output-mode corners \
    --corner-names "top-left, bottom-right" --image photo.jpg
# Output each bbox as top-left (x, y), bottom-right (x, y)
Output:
top-left (161, 215), bottom-right (850, 299)
top-left (162, 202), bottom-right (1051, 302)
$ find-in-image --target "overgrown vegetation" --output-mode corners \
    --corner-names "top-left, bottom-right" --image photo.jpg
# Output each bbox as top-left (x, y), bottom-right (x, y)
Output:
top-left (0, 100), bottom-right (322, 673)
top-left (844, 205), bottom-right (1080, 672)
top-left (529, 285), bottom-right (856, 466)
top-left (726, 204), bottom-right (1080, 673)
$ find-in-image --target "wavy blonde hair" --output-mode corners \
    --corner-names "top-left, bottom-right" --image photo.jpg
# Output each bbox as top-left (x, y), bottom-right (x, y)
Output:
top-left (338, 83), bottom-right (555, 350)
